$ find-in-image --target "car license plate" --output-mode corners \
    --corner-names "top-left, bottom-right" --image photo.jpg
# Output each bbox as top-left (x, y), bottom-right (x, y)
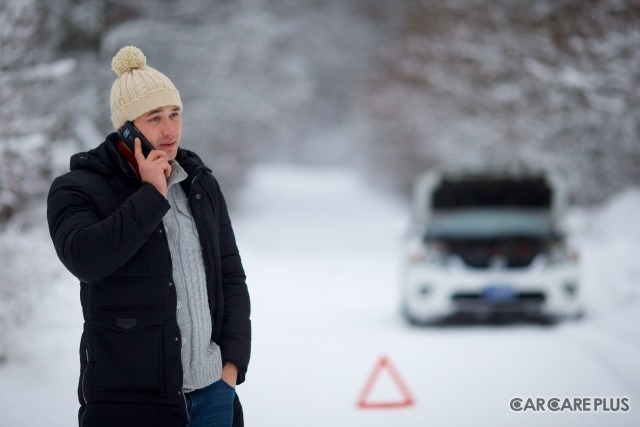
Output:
top-left (482, 285), bottom-right (516, 301)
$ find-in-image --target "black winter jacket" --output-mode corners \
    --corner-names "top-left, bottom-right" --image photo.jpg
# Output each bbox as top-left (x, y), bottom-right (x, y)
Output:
top-left (47, 134), bottom-right (251, 427)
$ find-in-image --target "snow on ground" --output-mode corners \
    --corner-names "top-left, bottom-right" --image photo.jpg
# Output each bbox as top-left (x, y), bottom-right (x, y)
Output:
top-left (0, 165), bottom-right (639, 426)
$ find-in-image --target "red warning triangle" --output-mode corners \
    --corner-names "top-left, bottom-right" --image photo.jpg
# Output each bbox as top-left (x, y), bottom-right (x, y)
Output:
top-left (357, 356), bottom-right (414, 409)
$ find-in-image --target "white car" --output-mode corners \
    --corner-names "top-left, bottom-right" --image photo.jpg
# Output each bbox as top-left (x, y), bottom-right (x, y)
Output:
top-left (401, 166), bottom-right (582, 325)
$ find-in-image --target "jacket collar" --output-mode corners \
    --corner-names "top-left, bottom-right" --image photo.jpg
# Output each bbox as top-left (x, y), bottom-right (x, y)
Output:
top-left (70, 133), bottom-right (212, 187)
top-left (70, 133), bottom-right (137, 178)
top-left (175, 149), bottom-right (211, 197)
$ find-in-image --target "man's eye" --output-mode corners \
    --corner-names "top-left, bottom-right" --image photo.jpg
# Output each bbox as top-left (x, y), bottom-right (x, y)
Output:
top-left (149, 116), bottom-right (160, 122)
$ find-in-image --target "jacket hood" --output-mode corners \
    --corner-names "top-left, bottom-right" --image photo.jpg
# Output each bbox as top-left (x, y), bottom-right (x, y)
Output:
top-left (70, 133), bottom-right (131, 176)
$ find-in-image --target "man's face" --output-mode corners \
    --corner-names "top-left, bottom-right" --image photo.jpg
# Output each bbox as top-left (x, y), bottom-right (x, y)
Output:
top-left (133, 105), bottom-right (182, 160)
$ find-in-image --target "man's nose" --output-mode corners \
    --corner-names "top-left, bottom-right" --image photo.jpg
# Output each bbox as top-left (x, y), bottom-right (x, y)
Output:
top-left (162, 122), bottom-right (176, 137)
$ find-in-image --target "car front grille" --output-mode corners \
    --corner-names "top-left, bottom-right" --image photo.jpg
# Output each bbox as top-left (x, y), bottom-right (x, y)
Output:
top-left (451, 291), bottom-right (546, 314)
top-left (452, 291), bottom-right (545, 302)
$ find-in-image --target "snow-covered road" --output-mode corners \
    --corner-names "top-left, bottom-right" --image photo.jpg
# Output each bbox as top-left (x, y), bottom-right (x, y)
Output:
top-left (235, 166), bottom-right (640, 427)
top-left (1, 165), bottom-right (638, 426)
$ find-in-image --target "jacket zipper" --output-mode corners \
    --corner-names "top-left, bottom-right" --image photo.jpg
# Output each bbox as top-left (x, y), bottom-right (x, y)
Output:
top-left (79, 349), bottom-right (89, 426)
top-left (82, 349), bottom-right (89, 404)
top-left (159, 222), bottom-right (190, 422)
top-left (181, 391), bottom-right (189, 421)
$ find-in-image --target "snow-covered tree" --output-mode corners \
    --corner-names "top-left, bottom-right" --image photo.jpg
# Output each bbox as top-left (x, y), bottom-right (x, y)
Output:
top-left (359, 0), bottom-right (640, 205)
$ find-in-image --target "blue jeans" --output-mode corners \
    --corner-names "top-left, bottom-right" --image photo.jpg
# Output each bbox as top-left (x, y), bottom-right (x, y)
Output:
top-left (185, 379), bottom-right (236, 427)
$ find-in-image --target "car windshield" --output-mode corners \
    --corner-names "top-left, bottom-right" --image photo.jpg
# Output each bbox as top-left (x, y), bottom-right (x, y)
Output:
top-left (426, 208), bottom-right (554, 238)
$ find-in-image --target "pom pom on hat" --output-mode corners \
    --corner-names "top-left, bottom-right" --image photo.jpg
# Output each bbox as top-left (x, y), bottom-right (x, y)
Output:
top-left (111, 46), bottom-right (147, 77)
top-left (109, 45), bottom-right (183, 130)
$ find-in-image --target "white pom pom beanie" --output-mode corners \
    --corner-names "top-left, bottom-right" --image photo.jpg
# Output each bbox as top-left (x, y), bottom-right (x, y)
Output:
top-left (109, 45), bottom-right (183, 130)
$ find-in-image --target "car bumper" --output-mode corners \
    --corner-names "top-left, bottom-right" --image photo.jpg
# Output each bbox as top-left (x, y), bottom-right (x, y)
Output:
top-left (402, 263), bottom-right (581, 322)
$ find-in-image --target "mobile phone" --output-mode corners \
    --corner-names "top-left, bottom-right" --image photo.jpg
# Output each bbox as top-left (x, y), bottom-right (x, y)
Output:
top-left (118, 121), bottom-right (155, 158)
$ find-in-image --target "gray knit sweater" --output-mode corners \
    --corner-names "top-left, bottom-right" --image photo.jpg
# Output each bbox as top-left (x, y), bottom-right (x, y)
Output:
top-left (163, 160), bottom-right (222, 392)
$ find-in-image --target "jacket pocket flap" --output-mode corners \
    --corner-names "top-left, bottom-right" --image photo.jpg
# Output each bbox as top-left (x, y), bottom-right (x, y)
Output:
top-left (92, 306), bottom-right (163, 332)
top-left (116, 318), bottom-right (138, 330)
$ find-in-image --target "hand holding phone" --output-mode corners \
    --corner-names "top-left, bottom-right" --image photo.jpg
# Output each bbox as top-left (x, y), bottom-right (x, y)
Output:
top-left (117, 121), bottom-right (171, 195)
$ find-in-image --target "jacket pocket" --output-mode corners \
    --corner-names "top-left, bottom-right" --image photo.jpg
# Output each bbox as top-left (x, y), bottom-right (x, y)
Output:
top-left (89, 305), bottom-right (165, 392)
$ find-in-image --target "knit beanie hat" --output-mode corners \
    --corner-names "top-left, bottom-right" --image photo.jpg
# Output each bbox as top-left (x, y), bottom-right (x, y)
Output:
top-left (109, 45), bottom-right (183, 130)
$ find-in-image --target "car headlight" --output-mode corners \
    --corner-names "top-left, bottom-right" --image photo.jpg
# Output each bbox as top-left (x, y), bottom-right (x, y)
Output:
top-left (548, 241), bottom-right (580, 265)
top-left (411, 242), bottom-right (448, 265)
top-left (424, 242), bottom-right (449, 265)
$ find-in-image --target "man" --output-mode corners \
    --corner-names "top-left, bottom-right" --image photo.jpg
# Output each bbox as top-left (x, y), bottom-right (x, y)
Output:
top-left (47, 45), bottom-right (251, 427)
